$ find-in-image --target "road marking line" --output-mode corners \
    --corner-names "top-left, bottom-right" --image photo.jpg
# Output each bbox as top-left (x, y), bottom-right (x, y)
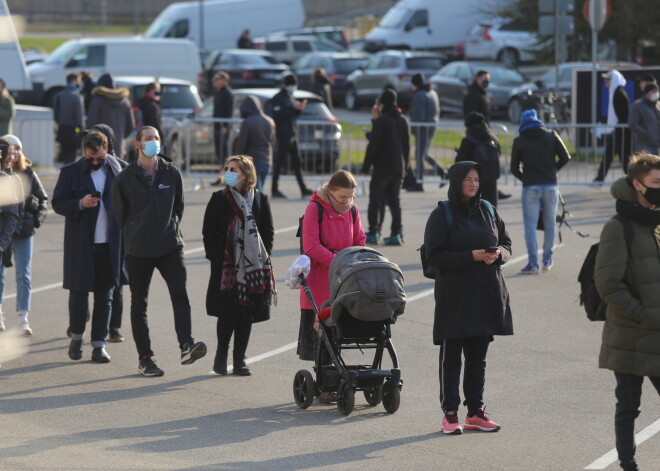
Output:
top-left (585, 418), bottom-right (660, 469)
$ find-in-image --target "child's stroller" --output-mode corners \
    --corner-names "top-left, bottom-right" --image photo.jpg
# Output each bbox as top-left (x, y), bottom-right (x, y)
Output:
top-left (293, 246), bottom-right (406, 416)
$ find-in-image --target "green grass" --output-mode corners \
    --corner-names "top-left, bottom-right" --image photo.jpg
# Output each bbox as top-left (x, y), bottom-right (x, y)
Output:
top-left (25, 24), bottom-right (140, 34)
top-left (20, 37), bottom-right (69, 53)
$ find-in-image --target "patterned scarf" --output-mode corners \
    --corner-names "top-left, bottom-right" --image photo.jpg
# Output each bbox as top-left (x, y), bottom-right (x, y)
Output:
top-left (220, 188), bottom-right (276, 307)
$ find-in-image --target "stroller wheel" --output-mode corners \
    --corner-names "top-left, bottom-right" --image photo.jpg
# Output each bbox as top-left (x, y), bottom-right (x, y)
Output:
top-left (363, 386), bottom-right (383, 406)
top-left (293, 370), bottom-right (315, 409)
top-left (382, 381), bottom-right (400, 414)
top-left (337, 388), bottom-right (355, 416)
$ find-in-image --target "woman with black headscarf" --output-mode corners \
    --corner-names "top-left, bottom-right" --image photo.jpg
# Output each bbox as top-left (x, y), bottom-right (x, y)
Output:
top-left (423, 160), bottom-right (513, 435)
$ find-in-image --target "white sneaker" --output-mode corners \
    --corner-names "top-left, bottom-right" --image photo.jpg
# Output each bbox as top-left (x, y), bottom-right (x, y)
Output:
top-left (0, 313), bottom-right (5, 331)
top-left (18, 311), bottom-right (31, 336)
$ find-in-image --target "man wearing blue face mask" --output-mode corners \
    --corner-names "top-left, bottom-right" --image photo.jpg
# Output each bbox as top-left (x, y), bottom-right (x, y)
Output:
top-left (53, 72), bottom-right (84, 164)
top-left (112, 126), bottom-right (207, 377)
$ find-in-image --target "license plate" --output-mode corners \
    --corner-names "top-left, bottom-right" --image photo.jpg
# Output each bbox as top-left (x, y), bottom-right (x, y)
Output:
top-left (314, 130), bottom-right (324, 139)
top-left (261, 73), bottom-right (279, 80)
top-left (298, 142), bottom-right (321, 151)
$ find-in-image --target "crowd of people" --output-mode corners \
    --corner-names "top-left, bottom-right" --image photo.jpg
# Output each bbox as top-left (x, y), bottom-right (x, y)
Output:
top-left (0, 64), bottom-right (657, 471)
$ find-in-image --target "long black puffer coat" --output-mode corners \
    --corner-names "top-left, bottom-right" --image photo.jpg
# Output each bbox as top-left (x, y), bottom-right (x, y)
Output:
top-left (423, 161), bottom-right (513, 343)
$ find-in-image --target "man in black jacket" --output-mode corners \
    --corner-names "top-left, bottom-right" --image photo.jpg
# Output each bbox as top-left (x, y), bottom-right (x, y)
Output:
top-left (112, 126), bottom-right (207, 376)
top-left (463, 70), bottom-right (491, 122)
top-left (270, 74), bottom-right (312, 199)
top-left (211, 72), bottom-right (234, 187)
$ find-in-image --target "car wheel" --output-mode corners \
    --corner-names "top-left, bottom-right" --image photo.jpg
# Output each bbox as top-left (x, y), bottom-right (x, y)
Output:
top-left (345, 86), bottom-right (358, 111)
top-left (507, 98), bottom-right (523, 124)
top-left (498, 48), bottom-right (519, 66)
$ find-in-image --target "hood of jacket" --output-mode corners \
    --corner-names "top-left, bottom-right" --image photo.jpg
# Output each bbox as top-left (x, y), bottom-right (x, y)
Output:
top-left (91, 86), bottom-right (130, 101)
top-left (447, 160), bottom-right (482, 214)
top-left (88, 123), bottom-right (117, 155)
top-left (611, 176), bottom-right (637, 203)
top-left (467, 121), bottom-right (497, 142)
top-left (239, 95), bottom-right (263, 117)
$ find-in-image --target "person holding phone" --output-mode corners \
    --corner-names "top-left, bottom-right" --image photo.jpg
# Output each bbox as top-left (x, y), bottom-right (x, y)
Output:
top-left (52, 131), bottom-right (128, 364)
top-left (423, 160), bottom-right (513, 435)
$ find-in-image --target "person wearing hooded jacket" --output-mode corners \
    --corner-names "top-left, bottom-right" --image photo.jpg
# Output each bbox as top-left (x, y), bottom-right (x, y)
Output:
top-left (409, 72), bottom-right (443, 189)
top-left (455, 112), bottom-right (501, 206)
top-left (86, 73), bottom-right (135, 160)
top-left (595, 70), bottom-right (632, 182)
top-left (594, 152), bottom-right (660, 471)
top-left (511, 109), bottom-right (570, 274)
top-left (311, 68), bottom-right (333, 111)
top-left (235, 95), bottom-right (275, 191)
top-left (463, 70), bottom-right (491, 122)
top-left (298, 169), bottom-right (366, 401)
top-left (628, 83), bottom-right (660, 155)
top-left (360, 89), bottom-right (410, 246)
top-left (424, 160), bottom-right (512, 435)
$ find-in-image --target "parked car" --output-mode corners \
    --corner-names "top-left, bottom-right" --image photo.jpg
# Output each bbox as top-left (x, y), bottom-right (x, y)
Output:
top-left (264, 26), bottom-right (350, 50)
top-left (429, 60), bottom-right (528, 119)
top-left (254, 35), bottom-right (345, 65)
top-left (344, 49), bottom-right (446, 110)
top-left (292, 52), bottom-right (369, 105)
top-left (506, 61), bottom-right (642, 123)
top-left (22, 48), bottom-right (48, 66)
top-left (199, 49), bottom-right (290, 96)
top-left (167, 88), bottom-right (342, 172)
top-left (464, 18), bottom-right (538, 65)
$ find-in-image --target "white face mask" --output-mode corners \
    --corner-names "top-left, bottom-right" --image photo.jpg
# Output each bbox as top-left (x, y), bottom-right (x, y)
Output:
top-left (650, 92), bottom-right (659, 102)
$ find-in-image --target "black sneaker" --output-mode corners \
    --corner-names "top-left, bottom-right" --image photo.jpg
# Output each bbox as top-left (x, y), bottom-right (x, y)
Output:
top-left (209, 178), bottom-right (222, 187)
top-left (301, 188), bottom-right (313, 197)
top-left (271, 190), bottom-right (287, 199)
top-left (139, 357), bottom-right (164, 377)
top-left (108, 330), bottom-right (124, 343)
top-left (498, 190), bottom-right (512, 200)
top-left (181, 340), bottom-right (207, 365)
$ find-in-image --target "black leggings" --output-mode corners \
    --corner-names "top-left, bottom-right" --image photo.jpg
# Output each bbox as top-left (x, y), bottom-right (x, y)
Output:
top-left (214, 306), bottom-right (253, 370)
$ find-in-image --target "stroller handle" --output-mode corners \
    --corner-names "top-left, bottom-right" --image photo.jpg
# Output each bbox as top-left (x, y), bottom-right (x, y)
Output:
top-left (298, 273), bottom-right (320, 315)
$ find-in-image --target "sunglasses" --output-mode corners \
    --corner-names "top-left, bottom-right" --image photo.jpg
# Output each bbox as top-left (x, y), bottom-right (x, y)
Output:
top-left (224, 166), bottom-right (242, 174)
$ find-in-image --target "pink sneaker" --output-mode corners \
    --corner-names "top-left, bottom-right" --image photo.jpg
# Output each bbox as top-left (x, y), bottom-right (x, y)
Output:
top-left (464, 408), bottom-right (501, 432)
top-left (441, 412), bottom-right (463, 435)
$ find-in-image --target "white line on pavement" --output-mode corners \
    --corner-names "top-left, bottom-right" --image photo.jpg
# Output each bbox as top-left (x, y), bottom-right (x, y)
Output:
top-left (585, 418), bottom-right (660, 469)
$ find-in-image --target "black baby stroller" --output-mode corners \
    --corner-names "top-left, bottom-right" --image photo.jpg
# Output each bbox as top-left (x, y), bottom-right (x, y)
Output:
top-left (292, 246), bottom-right (406, 416)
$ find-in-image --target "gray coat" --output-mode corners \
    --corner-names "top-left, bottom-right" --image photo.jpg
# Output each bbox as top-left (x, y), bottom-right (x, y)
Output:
top-left (235, 95), bottom-right (275, 167)
top-left (86, 86), bottom-right (135, 159)
top-left (410, 86), bottom-right (440, 124)
top-left (628, 97), bottom-right (660, 153)
top-left (53, 87), bottom-right (84, 127)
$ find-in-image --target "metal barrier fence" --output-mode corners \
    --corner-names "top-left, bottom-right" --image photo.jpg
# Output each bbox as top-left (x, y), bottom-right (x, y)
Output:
top-left (180, 117), bottom-right (634, 190)
top-left (12, 116), bottom-right (56, 169)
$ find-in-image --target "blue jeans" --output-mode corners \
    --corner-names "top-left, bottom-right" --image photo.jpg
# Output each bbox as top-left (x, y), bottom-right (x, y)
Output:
top-left (521, 185), bottom-right (558, 266)
top-left (254, 163), bottom-right (269, 192)
top-left (0, 236), bottom-right (33, 312)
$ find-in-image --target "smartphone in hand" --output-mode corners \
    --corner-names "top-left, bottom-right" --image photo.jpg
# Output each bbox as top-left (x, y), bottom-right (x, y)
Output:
top-left (91, 191), bottom-right (101, 199)
top-left (485, 247), bottom-right (499, 253)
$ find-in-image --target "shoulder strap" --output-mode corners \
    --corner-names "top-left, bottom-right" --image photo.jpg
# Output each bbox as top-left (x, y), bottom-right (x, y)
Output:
top-left (612, 214), bottom-right (633, 256)
top-left (440, 200), bottom-right (452, 228)
top-left (480, 199), bottom-right (495, 220)
top-left (350, 204), bottom-right (357, 223)
top-left (314, 200), bottom-right (324, 223)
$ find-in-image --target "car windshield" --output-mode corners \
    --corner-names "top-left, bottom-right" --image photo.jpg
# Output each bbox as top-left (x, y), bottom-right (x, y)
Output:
top-left (335, 58), bottom-right (367, 74)
top-left (43, 41), bottom-right (79, 65)
top-left (144, 18), bottom-right (171, 38)
top-left (236, 54), bottom-right (280, 66)
top-left (488, 66), bottom-right (527, 84)
top-left (159, 85), bottom-right (203, 109)
top-left (300, 100), bottom-right (334, 120)
top-left (406, 57), bottom-right (443, 70)
top-left (379, 7), bottom-right (411, 29)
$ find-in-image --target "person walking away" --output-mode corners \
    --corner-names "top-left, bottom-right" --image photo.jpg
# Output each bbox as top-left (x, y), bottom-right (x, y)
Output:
top-left (86, 73), bottom-right (135, 160)
top-left (463, 70), bottom-right (491, 123)
top-left (203, 155), bottom-right (276, 376)
top-left (594, 151), bottom-right (660, 471)
top-left (0, 79), bottom-right (15, 136)
top-left (628, 83), bottom-right (660, 155)
top-left (511, 109), bottom-right (571, 274)
top-left (210, 72), bottom-right (234, 186)
top-left (234, 95), bottom-right (275, 191)
top-left (298, 170), bottom-right (365, 401)
top-left (237, 29), bottom-right (254, 49)
top-left (271, 74), bottom-right (313, 199)
top-left (112, 126), bottom-right (207, 376)
top-left (0, 135), bottom-right (47, 335)
top-left (455, 112), bottom-right (501, 206)
top-left (423, 160), bottom-right (513, 435)
top-left (136, 82), bottom-right (163, 142)
top-left (80, 71), bottom-right (96, 113)
top-left (360, 89), bottom-right (410, 246)
top-left (410, 72), bottom-right (443, 190)
top-left (51, 131), bottom-right (127, 363)
top-left (0, 139), bottom-right (20, 332)
top-left (311, 68), bottom-right (333, 111)
top-left (53, 73), bottom-right (84, 164)
top-left (594, 70), bottom-right (632, 182)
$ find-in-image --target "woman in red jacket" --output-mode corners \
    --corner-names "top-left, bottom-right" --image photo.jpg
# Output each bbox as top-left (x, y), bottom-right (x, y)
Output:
top-left (298, 170), bottom-right (366, 399)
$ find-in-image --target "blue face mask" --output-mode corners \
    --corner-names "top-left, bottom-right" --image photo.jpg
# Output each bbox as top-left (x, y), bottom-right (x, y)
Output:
top-left (142, 140), bottom-right (160, 158)
top-left (224, 170), bottom-right (240, 187)
top-left (287, 86), bottom-right (296, 95)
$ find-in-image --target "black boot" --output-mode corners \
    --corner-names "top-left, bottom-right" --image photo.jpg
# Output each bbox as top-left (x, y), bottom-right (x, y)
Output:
top-left (213, 350), bottom-right (228, 375)
top-left (233, 352), bottom-right (251, 376)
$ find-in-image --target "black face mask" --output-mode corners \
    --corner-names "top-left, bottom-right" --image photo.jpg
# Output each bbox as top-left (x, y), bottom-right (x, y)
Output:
top-left (639, 180), bottom-right (660, 206)
top-left (87, 159), bottom-right (105, 171)
top-left (481, 80), bottom-right (490, 89)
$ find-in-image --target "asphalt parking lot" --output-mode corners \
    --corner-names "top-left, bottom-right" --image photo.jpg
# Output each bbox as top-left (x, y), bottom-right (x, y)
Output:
top-left (1, 174), bottom-right (659, 471)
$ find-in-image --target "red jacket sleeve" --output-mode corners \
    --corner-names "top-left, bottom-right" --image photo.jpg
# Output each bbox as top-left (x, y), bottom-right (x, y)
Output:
top-left (302, 202), bottom-right (335, 269)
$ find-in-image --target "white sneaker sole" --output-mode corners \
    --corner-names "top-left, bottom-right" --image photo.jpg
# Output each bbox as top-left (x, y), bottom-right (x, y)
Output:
top-left (441, 426), bottom-right (463, 435)
top-left (464, 424), bottom-right (501, 432)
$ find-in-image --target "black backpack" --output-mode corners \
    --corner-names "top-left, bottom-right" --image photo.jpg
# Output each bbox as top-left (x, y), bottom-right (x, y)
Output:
top-left (296, 201), bottom-right (357, 255)
top-left (419, 199), bottom-right (495, 279)
top-left (577, 215), bottom-right (632, 321)
top-left (464, 135), bottom-right (500, 181)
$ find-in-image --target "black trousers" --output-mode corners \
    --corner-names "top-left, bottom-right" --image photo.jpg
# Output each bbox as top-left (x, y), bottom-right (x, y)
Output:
top-left (480, 179), bottom-right (498, 208)
top-left (214, 304), bottom-right (252, 371)
top-left (438, 336), bottom-right (491, 413)
top-left (596, 129), bottom-right (632, 180)
top-left (125, 248), bottom-right (193, 359)
top-left (272, 136), bottom-right (307, 193)
top-left (614, 372), bottom-right (660, 467)
top-left (214, 123), bottom-right (230, 163)
top-left (367, 174), bottom-right (402, 236)
top-left (109, 285), bottom-right (123, 332)
top-left (59, 145), bottom-right (78, 164)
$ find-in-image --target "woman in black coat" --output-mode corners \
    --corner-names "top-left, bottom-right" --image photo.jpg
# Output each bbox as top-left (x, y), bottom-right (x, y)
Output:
top-left (202, 155), bottom-right (275, 376)
top-left (423, 160), bottom-right (513, 435)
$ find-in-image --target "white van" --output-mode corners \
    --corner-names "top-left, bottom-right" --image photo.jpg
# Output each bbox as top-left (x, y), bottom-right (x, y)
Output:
top-left (364, 0), bottom-right (502, 52)
top-left (144, 0), bottom-right (305, 52)
top-left (23, 38), bottom-right (201, 106)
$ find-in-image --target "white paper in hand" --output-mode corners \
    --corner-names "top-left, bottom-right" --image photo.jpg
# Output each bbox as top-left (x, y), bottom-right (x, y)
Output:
top-left (284, 255), bottom-right (311, 289)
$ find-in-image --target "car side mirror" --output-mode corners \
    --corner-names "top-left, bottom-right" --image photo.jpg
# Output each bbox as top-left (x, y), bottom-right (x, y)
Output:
top-left (65, 58), bottom-right (79, 68)
top-left (404, 23), bottom-right (413, 32)
top-left (534, 80), bottom-right (544, 88)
